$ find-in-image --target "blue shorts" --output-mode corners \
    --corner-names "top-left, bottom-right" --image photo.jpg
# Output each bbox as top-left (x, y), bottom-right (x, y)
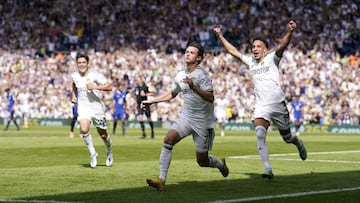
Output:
top-left (113, 109), bottom-right (126, 120)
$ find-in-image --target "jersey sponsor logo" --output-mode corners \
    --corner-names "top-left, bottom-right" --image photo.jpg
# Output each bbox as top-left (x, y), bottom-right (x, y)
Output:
top-left (251, 66), bottom-right (270, 76)
top-left (77, 87), bottom-right (88, 93)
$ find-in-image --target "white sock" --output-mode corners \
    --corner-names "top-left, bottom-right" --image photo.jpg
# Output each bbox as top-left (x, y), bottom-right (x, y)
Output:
top-left (209, 155), bottom-right (223, 169)
top-left (82, 133), bottom-right (96, 155)
top-left (256, 126), bottom-right (271, 169)
top-left (159, 144), bottom-right (173, 183)
top-left (24, 116), bottom-right (28, 125)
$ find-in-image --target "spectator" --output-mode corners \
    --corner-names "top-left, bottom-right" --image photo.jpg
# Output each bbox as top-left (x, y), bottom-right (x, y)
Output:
top-left (0, 1), bottom-right (358, 128)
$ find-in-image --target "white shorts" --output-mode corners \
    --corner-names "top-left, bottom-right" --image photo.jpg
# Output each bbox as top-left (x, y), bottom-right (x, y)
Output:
top-left (77, 103), bottom-right (107, 129)
top-left (252, 101), bottom-right (290, 130)
top-left (216, 111), bottom-right (228, 123)
top-left (170, 116), bottom-right (214, 153)
top-left (19, 104), bottom-right (30, 114)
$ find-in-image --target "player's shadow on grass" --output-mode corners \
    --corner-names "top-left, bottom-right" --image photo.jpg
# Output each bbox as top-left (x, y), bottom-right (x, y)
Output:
top-left (19, 170), bottom-right (360, 203)
top-left (80, 164), bottom-right (109, 168)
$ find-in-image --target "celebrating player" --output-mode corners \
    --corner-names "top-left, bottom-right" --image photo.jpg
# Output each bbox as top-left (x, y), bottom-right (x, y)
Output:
top-left (143, 42), bottom-right (228, 191)
top-left (214, 20), bottom-right (307, 179)
top-left (71, 52), bottom-right (113, 168)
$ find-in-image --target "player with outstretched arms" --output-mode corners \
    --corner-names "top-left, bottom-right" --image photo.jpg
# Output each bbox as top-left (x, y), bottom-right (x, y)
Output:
top-left (214, 20), bottom-right (307, 179)
top-left (143, 42), bottom-right (228, 191)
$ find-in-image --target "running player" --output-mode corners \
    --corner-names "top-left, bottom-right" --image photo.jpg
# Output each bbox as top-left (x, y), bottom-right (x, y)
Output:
top-left (71, 52), bottom-right (113, 168)
top-left (143, 42), bottom-right (228, 191)
top-left (214, 20), bottom-right (307, 179)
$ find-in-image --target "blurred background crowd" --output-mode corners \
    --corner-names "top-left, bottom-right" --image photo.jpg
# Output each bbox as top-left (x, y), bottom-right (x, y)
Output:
top-left (0, 0), bottom-right (359, 125)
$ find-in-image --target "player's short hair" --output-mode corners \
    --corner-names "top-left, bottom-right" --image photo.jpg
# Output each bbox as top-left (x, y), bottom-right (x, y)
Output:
top-left (76, 52), bottom-right (89, 62)
top-left (187, 41), bottom-right (204, 61)
top-left (252, 36), bottom-right (269, 48)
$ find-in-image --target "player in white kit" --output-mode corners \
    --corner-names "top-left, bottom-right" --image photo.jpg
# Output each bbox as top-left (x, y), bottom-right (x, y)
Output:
top-left (214, 20), bottom-right (307, 179)
top-left (215, 91), bottom-right (230, 136)
top-left (143, 42), bottom-right (228, 191)
top-left (71, 52), bottom-right (113, 168)
top-left (17, 88), bottom-right (30, 128)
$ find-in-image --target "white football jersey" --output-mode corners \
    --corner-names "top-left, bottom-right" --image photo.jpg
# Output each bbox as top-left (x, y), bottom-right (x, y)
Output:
top-left (241, 51), bottom-right (285, 105)
top-left (17, 92), bottom-right (30, 113)
top-left (172, 66), bottom-right (215, 128)
top-left (215, 96), bottom-right (229, 122)
top-left (71, 70), bottom-right (108, 119)
top-left (17, 92), bottom-right (30, 106)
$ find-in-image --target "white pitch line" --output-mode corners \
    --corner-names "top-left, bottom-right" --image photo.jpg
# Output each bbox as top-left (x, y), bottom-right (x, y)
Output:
top-left (229, 150), bottom-right (360, 159)
top-left (204, 186), bottom-right (360, 203)
top-left (270, 158), bottom-right (360, 164)
top-left (229, 157), bottom-right (360, 164)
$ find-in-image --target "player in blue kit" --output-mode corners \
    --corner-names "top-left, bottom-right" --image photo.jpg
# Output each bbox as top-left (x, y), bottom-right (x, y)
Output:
top-left (3, 88), bottom-right (20, 131)
top-left (291, 95), bottom-right (304, 136)
top-left (69, 98), bottom-right (78, 138)
top-left (214, 20), bottom-right (307, 179)
top-left (112, 83), bottom-right (127, 136)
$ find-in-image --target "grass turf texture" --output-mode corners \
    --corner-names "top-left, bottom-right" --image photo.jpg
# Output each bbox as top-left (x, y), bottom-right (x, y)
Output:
top-left (0, 125), bottom-right (359, 203)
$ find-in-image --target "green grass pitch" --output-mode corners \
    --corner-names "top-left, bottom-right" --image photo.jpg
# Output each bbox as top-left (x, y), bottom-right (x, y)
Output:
top-left (0, 125), bottom-right (359, 203)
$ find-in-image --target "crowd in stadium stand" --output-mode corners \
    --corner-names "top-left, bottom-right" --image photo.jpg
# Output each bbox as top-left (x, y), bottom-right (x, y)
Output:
top-left (0, 0), bottom-right (359, 126)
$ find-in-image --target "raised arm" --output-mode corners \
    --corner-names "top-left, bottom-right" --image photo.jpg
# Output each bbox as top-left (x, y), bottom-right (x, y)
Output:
top-left (213, 27), bottom-right (243, 60)
top-left (275, 20), bottom-right (297, 58)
